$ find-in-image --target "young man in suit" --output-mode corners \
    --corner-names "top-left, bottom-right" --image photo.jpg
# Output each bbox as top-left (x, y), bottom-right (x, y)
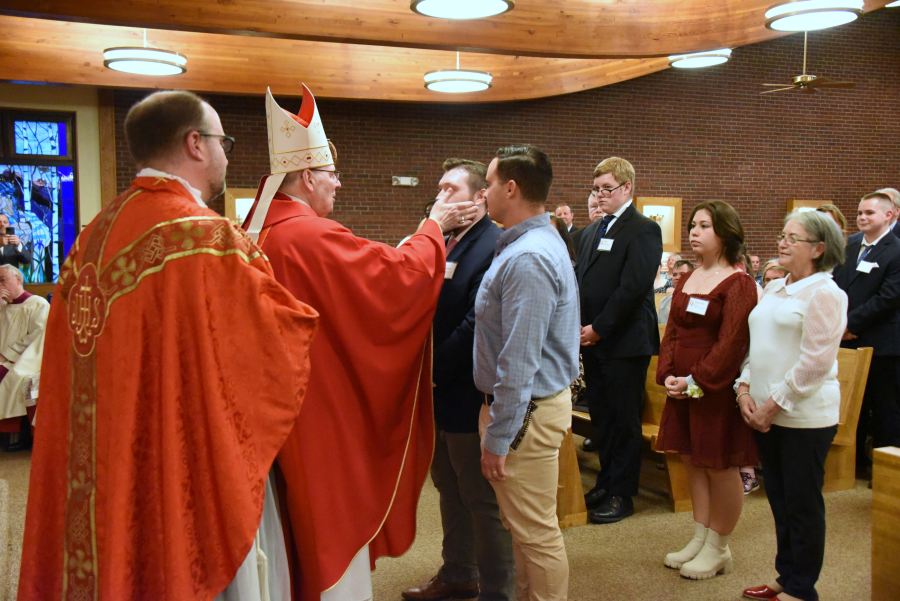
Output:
top-left (574, 156), bottom-right (663, 523)
top-left (833, 191), bottom-right (900, 473)
top-left (403, 159), bottom-right (513, 601)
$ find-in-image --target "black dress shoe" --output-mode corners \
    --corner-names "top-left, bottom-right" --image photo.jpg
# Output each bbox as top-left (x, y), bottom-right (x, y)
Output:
top-left (584, 487), bottom-right (609, 510)
top-left (582, 437), bottom-right (598, 452)
top-left (4, 438), bottom-right (33, 452)
top-left (588, 495), bottom-right (634, 524)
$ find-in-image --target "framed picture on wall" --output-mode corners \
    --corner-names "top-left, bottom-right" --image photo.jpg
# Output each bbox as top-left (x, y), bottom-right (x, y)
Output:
top-left (787, 199), bottom-right (829, 213)
top-left (635, 197), bottom-right (682, 253)
top-left (224, 187), bottom-right (259, 225)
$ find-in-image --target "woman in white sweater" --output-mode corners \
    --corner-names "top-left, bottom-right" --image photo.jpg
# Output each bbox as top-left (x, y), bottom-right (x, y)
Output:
top-left (735, 210), bottom-right (847, 601)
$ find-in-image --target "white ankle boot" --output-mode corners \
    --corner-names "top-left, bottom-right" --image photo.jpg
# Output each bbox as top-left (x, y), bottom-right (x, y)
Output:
top-left (679, 529), bottom-right (733, 580)
top-left (664, 522), bottom-right (708, 569)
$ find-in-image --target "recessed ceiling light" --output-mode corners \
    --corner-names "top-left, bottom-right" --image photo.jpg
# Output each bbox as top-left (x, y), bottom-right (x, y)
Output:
top-left (765, 0), bottom-right (863, 32)
top-left (411, 0), bottom-right (514, 20)
top-left (668, 49), bottom-right (733, 69)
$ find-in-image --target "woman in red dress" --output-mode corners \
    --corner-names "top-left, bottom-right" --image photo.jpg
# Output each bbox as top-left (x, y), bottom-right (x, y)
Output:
top-left (656, 200), bottom-right (759, 580)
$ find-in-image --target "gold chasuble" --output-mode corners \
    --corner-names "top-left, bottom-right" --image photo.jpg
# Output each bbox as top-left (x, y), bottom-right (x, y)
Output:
top-left (18, 177), bottom-right (319, 601)
top-left (244, 191), bottom-right (444, 601)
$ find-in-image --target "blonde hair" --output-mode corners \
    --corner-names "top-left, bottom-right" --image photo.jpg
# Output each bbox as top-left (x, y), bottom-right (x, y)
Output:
top-left (592, 157), bottom-right (634, 196)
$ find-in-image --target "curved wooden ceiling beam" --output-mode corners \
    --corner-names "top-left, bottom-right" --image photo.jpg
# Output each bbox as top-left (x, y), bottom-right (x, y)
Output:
top-left (1, 0), bottom-right (892, 60)
top-left (0, 17), bottom-right (671, 102)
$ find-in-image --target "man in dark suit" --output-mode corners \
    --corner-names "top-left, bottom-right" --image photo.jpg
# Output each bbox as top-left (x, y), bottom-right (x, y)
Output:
top-left (403, 159), bottom-right (513, 601)
top-left (833, 191), bottom-right (900, 473)
top-left (574, 156), bottom-right (662, 523)
top-left (555, 202), bottom-right (578, 234)
top-left (0, 214), bottom-right (31, 269)
top-left (878, 188), bottom-right (900, 239)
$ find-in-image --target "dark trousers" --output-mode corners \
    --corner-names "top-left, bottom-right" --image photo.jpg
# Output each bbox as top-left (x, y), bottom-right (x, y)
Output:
top-left (856, 356), bottom-right (900, 465)
top-left (582, 352), bottom-right (650, 498)
top-left (756, 424), bottom-right (837, 601)
top-left (431, 430), bottom-right (515, 601)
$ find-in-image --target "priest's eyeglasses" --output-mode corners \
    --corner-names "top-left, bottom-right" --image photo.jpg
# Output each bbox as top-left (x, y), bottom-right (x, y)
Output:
top-left (199, 133), bottom-right (235, 154)
top-left (309, 168), bottom-right (342, 182)
top-left (776, 233), bottom-right (819, 246)
top-left (590, 183), bottom-right (625, 198)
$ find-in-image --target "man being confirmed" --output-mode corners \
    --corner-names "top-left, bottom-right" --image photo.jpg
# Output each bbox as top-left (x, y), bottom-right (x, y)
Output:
top-left (574, 157), bottom-right (662, 524)
top-left (403, 159), bottom-right (513, 601)
top-left (18, 90), bottom-right (319, 601)
top-left (243, 87), bottom-right (477, 601)
top-left (475, 145), bottom-right (579, 600)
top-left (0, 264), bottom-right (49, 449)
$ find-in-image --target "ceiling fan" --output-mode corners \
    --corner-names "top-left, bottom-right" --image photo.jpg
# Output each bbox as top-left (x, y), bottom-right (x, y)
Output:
top-left (760, 31), bottom-right (855, 95)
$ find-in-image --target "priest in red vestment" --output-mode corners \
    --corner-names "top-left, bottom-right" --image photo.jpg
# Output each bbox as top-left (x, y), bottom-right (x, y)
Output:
top-left (243, 86), bottom-right (477, 601)
top-left (18, 91), bottom-right (319, 601)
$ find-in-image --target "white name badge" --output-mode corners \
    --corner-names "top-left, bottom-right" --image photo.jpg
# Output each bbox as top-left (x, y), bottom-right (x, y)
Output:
top-left (597, 238), bottom-right (614, 252)
top-left (857, 260), bottom-right (878, 273)
top-left (686, 297), bottom-right (710, 316)
top-left (445, 262), bottom-right (458, 279)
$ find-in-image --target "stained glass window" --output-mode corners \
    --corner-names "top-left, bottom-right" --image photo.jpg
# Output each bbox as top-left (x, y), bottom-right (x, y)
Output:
top-left (14, 121), bottom-right (67, 156)
top-left (0, 113), bottom-right (77, 283)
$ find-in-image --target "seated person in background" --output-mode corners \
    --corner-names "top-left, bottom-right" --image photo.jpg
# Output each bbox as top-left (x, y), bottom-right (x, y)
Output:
top-left (653, 260), bottom-right (673, 293)
top-left (761, 261), bottom-right (789, 287)
top-left (658, 260), bottom-right (693, 324)
top-left (0, 265), bottom-right (49, 451)
top-left (815, 204), bottom-right (848, 239)
top-left (0, 213), bottom-right (32, 270)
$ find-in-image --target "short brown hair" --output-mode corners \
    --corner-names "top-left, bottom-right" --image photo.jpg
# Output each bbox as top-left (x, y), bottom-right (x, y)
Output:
top-left (494, 145), bottom-right (553, 204)
top-left (688, 200), bottom-right (745, 266)
top-left (125, 90), bottom-right (210, 167)
top-left (815, 203), bottom-right (847, 232)
top-left (443, 158), bottom-right (487, 194)
top-left (673, 260), bottom-right (694, 271)
top-left (861, 192), bottom-right (894, 212)
top-left (592, 157), bottom-right (635, 196)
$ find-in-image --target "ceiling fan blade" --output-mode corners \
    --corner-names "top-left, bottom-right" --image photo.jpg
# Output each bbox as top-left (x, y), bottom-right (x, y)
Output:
top-left (760, 87), bottom-right (797, 94)
top-left (762, 83), bottom-right (793, 87)
top-left (800, 86), bottom-right (818, 93)
top-left (805, 76), bottom-right (833, 86)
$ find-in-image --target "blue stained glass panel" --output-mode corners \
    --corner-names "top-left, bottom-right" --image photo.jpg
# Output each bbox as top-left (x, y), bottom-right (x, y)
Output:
top-left (0, 165), bottom-right (67, 282)
top-left (14, 121), bottom-right (64, 156)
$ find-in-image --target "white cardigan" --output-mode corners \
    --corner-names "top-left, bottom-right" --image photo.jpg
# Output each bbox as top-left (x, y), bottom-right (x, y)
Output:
top-left (736, 272), bottom-right (848, 429)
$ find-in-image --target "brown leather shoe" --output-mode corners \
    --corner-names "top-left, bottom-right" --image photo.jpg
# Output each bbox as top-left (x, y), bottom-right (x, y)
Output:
top-left (743, 584), bottom-right (781, 599)
top-left (401, 575), bottom-right (479, 600)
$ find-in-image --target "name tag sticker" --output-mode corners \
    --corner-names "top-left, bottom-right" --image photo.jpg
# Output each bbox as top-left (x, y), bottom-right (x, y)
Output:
top-left (857, 261), bottom-right (878, 273)
top-left (686, 298), bottom-right (710, 316)
top-left (597, 238), bottom-right (614, 252)
top-left (445, 262), bottom-right (458, 280)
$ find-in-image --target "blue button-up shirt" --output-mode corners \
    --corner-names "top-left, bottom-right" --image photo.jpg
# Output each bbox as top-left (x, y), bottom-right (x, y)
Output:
top-left (474, 212), bottom-right (580, 456)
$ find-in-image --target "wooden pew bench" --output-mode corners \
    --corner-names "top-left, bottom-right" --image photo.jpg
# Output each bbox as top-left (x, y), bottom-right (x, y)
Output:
top-left (570, 331), bottom-right (872, 512)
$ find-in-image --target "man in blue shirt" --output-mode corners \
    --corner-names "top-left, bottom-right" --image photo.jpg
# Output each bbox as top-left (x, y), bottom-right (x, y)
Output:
top-left (474, 145), bottom-right (580, 601)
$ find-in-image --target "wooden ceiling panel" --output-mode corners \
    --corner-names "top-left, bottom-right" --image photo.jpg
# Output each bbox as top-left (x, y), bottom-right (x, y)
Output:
top-left (0, 17), bottom-right (671, 102)
top-left (1, 0), bottom-right (891, 59)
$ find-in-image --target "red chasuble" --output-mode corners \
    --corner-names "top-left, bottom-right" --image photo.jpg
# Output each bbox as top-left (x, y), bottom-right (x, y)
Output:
top-left (18, 177), bottom-right (319, 601)
top-left (244, 192), bottom-right (445, 601)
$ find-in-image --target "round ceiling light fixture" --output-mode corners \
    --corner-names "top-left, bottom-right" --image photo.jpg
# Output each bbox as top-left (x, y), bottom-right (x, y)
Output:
top-left (668, 48), bottom-right (732, 69)
top-left (411, 0), bottom-right (514, 19)
top-left (424, 53), bottom-right (492, 93)
top-left (765, 0), bottom-right (863, 32)
top-left (103, 29), bottom-right (186, 76)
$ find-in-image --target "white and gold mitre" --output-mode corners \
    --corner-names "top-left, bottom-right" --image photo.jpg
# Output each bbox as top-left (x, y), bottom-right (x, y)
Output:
top-left (266, 85), bottom-right (333, 174)
top-left (245, 85), bottom-right (332, 242)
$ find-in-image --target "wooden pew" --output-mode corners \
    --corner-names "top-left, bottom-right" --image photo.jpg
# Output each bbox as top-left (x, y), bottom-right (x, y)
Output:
top-left (571, 328), bottom-right (872, 511)
top-left (872, 446), bottom-right (900, 601)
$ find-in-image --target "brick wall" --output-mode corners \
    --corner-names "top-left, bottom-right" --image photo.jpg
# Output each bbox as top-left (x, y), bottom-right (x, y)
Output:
top-left (115, 8), bottom-right (900, 260)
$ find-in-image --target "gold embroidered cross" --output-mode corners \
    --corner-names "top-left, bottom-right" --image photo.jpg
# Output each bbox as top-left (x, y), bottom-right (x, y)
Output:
top-left (171, 221), bottom-right (205, 250)
top-left (111, 256), bottom-right (137, 286)
top-left (280, 120), bottom-right (297, 138)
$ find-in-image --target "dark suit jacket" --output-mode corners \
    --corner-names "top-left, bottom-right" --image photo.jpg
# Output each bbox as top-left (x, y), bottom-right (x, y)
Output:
top-left (432, 214), bottom-right (502, 433)
top-left (575, 203), bottom-right (662, 360)
top-left (0, 243), bottom-right (31, 268)
top-left (833, 230), bottom-right (900, 356)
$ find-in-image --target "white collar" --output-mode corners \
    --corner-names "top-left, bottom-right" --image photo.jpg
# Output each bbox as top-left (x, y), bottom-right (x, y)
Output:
top-left (862, 228), bottom-right (891, 247)
top-left (779, 271), bottom-right (831, 295)
top-left (136, 168), bottom-right (207, 207)
top-left (282, 192), bottom-right (311, 209)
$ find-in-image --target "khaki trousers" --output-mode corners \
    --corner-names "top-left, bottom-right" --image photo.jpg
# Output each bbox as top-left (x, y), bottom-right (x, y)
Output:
top-left (479, 389), bottom-right (571, 601)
